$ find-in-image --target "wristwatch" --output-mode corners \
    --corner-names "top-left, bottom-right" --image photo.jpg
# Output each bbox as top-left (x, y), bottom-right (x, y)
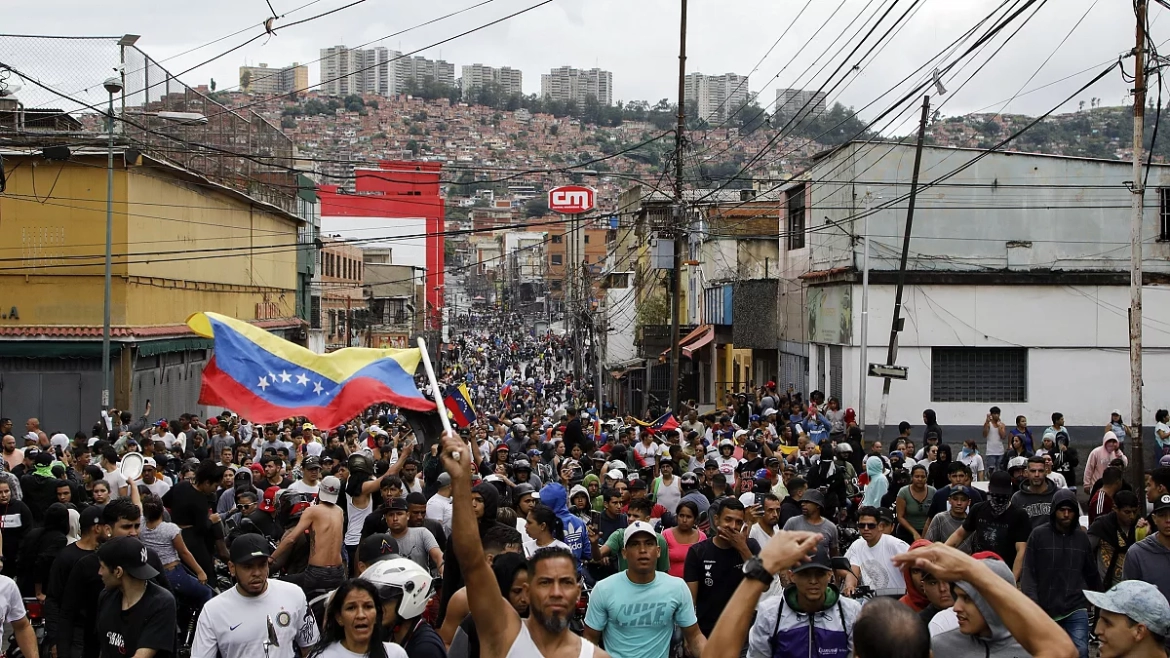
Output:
top-left (741, 557), bottom-right (773, 585)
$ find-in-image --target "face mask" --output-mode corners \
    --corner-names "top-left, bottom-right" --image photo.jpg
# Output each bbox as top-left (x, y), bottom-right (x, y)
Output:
top-left (988, 493), bottom-right (1012, 516)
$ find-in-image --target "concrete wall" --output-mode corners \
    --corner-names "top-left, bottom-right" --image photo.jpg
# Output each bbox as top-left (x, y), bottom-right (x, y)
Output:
top-left (816, 281), bottom-right (1170, 431)
top-left (0, 158), bottom-right (299, 328)
top-left (808, 142), bottom-right (1170, 273)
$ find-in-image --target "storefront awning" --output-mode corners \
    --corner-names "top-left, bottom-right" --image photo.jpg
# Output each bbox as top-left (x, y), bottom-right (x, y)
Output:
top-left (660, 324), bottom-right (714, 360)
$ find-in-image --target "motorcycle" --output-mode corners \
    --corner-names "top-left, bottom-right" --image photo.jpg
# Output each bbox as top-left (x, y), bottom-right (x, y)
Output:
top-left (568, 583), bottom-right (592, 635)
top-left (6, 597), bottom-right (45, 658)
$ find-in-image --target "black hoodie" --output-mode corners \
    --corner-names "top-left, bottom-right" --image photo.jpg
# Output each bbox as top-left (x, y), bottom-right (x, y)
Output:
top-left (1020, 489), bottom-right (1101, 617)
top-left (438, 482), bottom-right (509, 626)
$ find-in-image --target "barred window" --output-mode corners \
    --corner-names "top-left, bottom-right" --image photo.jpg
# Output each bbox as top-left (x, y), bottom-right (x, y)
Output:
top-left (931, 347), bottom-right (1027, 403)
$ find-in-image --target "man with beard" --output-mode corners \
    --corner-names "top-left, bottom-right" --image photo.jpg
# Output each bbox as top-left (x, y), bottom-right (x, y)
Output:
top-left (441, 430), bottom-right (608, 658)
top-left (1, 432), bottom-right (22, 472)
top-left (947, 471), bottom-right (1032, 581)
top-left (1012, 457), bottom-right (1059, 529)
top-left (1022, 489), bottom-right (1101, 658)
top-left (191, 534), bottom-right (318, 658)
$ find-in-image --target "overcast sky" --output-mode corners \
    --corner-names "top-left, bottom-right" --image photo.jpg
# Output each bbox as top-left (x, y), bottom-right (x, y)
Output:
top-left (2, 0), bottom-right (1166, 129)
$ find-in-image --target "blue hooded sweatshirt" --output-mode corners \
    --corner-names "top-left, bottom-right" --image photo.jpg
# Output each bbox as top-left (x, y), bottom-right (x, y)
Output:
top-left (539, 482), bottom-right (591, 565)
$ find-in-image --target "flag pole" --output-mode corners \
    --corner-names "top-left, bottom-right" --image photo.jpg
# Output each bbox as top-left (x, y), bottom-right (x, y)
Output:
top-left (417, 337), bottom-right (460, 459)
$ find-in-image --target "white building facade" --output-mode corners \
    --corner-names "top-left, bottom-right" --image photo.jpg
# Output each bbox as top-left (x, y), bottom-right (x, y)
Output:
top-left (798, 142), bottom-right (1170, 439)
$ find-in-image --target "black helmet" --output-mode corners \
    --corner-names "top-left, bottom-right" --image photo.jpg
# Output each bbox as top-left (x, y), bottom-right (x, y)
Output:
top-left (513, 483), bottom-right (536, 501)
top-left (348, 453), bottom-right (374, 478)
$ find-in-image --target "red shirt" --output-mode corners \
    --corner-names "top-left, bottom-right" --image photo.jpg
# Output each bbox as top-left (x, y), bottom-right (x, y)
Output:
top-left (1089, 489), bottom-right (1114, 525)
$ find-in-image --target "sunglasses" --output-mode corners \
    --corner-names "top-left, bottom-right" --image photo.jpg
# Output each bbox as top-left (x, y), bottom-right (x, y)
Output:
top-left (856, 522), bottom-right (878, 529)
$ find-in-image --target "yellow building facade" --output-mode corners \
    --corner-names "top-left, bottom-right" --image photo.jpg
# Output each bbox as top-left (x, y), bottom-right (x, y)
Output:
top-left (0, 149), bottom-right (304, 427)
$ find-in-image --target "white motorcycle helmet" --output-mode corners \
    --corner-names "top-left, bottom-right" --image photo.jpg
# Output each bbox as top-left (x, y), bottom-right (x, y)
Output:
top-left (359, 557), bottom-right (434, 620)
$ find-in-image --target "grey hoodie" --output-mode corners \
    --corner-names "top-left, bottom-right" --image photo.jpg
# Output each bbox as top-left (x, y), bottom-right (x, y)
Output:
top-left (1011, 477), bottom-right (1058, 529)
top-left (1121, 529), bottom-right (1170, 603)
top-left (931, 559), bottom-right (1029, 658)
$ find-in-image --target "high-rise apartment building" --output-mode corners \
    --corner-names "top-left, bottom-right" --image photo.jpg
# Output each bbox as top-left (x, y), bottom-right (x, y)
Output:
top-left (239, 62), bottom-right (309, 95)
top-left (460, 64), bottom-right (524, 98)
top-left (540, 67), bottom-right (613, 106)
top-left (775, 88), bottom-right (828, 118)
top-left (320, 45), bottom-right (403, 97)
top-left (684, 72), bottom-right (751, 122)
top-left (401, 56), bottom-right (455, 89)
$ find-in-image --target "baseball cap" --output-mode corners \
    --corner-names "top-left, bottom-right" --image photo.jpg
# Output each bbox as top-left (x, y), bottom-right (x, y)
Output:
top-left (802, 489), bottom-right (826, 509)
top-left (384, 497), bottom-right (409, 512)
top-left (629, 479), bottom-right (648, 491)
top-left (680, 472), bottom-right (698, 486)
top-left (229, 533), bottom-right (273, 564)
top-left (437, 472), bottom-right (452, 487)
top-left (303, 423), bottom-right (315, 430)
top-left (792, 550), bottom-right (832, 574)
top-left (1161, 455), bottom-right (1170, 468)
top-left (97, 536), bottom-right (160, 580)
top-left (35, 451), bottom-right (53, 466)
top-left (1085, 580), bottom-right (1170, 637)
top-left (988, 470), bottom-right (1014, 496)
top-left (1007, 456), bottom-right (1029, 471)
top-left (743, 440), bottom-right (760, 453)
top-left (260, 486), bottom-right (280, 513)
top-left (302, 456), bottom-right (322, 470)
top-left (623, 521), bottom-right (657, 548)
top-left (318, 476), bottom-right (341, 504)
top-left (1154, 493), bottom-right (1170, 515)
top-left (357, 533), bottom-right (400, 566)
top-left (142, 457), bottom-right (157, 469)
top-left (79, 505), bottom-right (105, 531)
top-left (604, 469), bottom-right (625, 481)
top-left (948, 485), bottom-right (975, 499)
top-left (704, 459), bottom-right (719, 469)
top-left (1112, 408), bottom-right (1123, 416)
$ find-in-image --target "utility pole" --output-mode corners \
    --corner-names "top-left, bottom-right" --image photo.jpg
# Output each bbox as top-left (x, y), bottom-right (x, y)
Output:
top-left (668, 0), bottom-right (688, 415)
top-left (858, 190), bottom-right (873, 431)
top-left (1129, 0), bottom-right (1147, 487)
top-left (876, 95), bottom-right (931, 442)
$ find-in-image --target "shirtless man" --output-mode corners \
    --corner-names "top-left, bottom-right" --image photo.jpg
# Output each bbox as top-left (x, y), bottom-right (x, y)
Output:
top-left (270, 475), bottom-right (346, 594)
top-left (441, 431), bottom-right (610, 658)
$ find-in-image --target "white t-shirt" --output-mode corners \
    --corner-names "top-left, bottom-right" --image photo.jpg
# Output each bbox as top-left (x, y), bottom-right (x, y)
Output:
top-left (522, 538), bottom-right (571, 558)
top-left (0, 575), bottom-right (25, 624)
top-left (634, 441), bottom-right (662, 467)
top-left (844, 534), bottom-right (910, 596)
top-left (929, 608), bottom-right (960, 637)
top-left (191, 580), bottom-right (320, 658)
top-left (426, 493), bottom-right (453, 536)
top-left (287, 479), bottom-right (320, 496)
top-left (103, 469), bottom-right (129, 497)
top-left (143, 478), bottom-right (172, 499)
top-left (314, 641), bottom-right (408, 658)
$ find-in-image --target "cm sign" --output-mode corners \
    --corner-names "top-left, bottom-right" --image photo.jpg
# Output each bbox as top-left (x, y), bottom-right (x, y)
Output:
top-left (548, 186), bottom-right (596, 214)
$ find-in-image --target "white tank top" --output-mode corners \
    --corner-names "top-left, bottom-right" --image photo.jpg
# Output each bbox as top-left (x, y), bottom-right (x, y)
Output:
top-left (505, 620), bottom-right (595, 658)
top-left (345, 496), bottom-right (373, 546)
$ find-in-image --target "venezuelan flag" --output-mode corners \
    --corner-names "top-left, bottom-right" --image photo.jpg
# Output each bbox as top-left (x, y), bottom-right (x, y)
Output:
top-left (188, 312), bottom-right (435, 428)
top-left (444, 383), bottom-right (478, 428)
top-left (630, 412), bottom-right (680, 435)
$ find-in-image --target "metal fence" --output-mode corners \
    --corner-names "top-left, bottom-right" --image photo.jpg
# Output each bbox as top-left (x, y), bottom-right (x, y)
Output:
top-left (0, 35), bottom-right (296, 213)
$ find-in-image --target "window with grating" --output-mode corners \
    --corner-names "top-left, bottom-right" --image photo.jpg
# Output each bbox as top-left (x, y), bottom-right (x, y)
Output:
top-left (310, 296), bottom-right (321, 329)
top-left (931, 347), bottom-right (1027, 402)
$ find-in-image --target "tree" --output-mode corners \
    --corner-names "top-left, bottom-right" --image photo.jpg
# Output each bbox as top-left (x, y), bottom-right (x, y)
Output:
top-left (524, 197), bottom-right (549, 218)
top-left (280, 115), bottom-right (296, 129)
top-left (549, 124), bottom-right (559, 136)
top-left (211, 78), bottom-right (218, 92)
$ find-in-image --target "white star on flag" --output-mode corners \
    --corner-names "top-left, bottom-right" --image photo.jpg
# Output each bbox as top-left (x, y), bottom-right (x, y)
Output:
top-left (296, 373), bottom-right (309, 386)
top-left (268, 372), bottom-right (277, 383)
top-left (313, 381), bottom-right (324, 395)
top-left (258, 376), bottom-right (269, 391)
top-left (278, 371), bottom-right (292, 384)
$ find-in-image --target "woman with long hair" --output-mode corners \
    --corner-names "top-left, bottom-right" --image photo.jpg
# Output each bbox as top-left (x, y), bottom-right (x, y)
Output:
top-left (663, 501), bottom-right (706, 578)
top-left (895, 465), bottom-right (935, 543)
top-left (522, 503), bottom-right (569, 557)
top-left (310, 579), bottom-right (407, 658)
top-left (999, 434), bottom-right (1032, 471)
top-left (139, 493), bottom-right (213, 605)
top-left (959, 439), bottom-right (986, 481)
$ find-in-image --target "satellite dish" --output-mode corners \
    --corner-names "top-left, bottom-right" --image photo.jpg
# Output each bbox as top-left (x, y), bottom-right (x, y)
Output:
top-left (120, 452), bottom-right (144, 481)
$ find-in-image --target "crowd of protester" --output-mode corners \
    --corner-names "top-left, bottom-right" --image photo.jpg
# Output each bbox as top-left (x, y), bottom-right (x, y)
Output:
top-left (0, 311), bottom-right (1169, 658)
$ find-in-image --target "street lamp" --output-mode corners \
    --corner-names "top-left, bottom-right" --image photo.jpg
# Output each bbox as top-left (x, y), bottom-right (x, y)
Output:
top-left (101, 76), bottom-right (122, 411)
